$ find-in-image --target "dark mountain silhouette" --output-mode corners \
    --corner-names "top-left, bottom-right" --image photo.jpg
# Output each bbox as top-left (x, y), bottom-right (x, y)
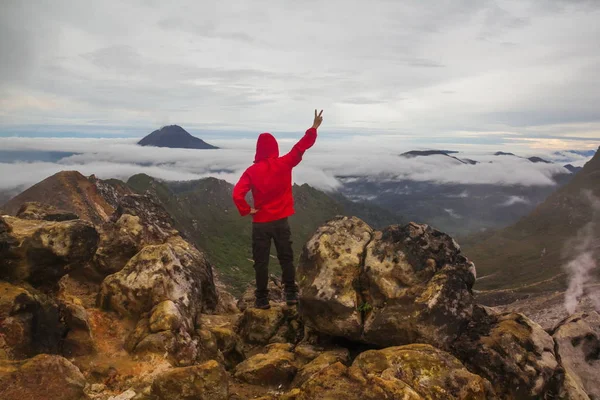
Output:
top-left (138, 125), bottom-right (218, 149)
top-left (527, 156), bottom-right (551, 164)
top-left (400, 150), bottom-right (478, 165)
top-left (564, 164), bottom-right (583, 174)
top-left (555, 149), bottom-right (597, 158)
top-left (495, 151), bottom-right (551, 164)
top-left (401, 150), bottom-right (459, 157)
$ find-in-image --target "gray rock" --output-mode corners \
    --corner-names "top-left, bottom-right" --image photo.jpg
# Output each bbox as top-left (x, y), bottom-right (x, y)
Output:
top-left (0, 216), bottom-right (99, 284)
top-left (453, 309), bottom-right (558, 399)
top-left (15, 202), bottom-right (79, 221)
top-left (298, 217), bottom-right (476, 347)
top-left (553, 311), bottom-right (600, 399)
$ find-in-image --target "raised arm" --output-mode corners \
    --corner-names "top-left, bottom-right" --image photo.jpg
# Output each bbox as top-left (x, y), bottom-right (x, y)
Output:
top-left (281, 109), bottom-right (323, 168)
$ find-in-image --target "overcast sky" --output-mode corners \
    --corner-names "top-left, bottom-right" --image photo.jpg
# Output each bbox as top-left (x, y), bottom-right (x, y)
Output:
top-left (0, 0), bottom-right (599, 150)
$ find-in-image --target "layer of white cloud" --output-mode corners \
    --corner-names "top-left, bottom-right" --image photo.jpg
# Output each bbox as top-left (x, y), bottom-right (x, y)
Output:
top-left (0, 137), bottom-right (592, 192)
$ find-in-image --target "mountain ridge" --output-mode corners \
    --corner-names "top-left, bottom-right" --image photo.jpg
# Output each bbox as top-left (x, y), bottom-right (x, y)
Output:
top-left (1, 171), bottom-right (132, 225)
top-left (465, 145), bottom-right (600, 293)
top-left (1, 170), bottom-right (402, 294)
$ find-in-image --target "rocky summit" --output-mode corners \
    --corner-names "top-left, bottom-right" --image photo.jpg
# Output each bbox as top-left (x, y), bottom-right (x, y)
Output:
top-left (0, 198), bottom-right (598, 399)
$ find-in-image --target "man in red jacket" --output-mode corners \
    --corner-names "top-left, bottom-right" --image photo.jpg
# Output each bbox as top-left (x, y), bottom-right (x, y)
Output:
top-left (233, 110), bottom-right (323, 309)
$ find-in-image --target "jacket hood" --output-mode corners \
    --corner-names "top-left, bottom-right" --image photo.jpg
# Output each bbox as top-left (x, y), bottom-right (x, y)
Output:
top-left (254, 133), bottom-right (279, 162)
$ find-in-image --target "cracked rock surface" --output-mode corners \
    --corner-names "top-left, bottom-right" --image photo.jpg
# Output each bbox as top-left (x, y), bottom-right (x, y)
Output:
top-left (297, 216), bottom-right (476, 348)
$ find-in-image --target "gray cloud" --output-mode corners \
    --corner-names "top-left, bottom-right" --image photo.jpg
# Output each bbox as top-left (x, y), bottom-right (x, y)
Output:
top-left (0, 0), bottom-right (600, 140)
top-left (82, 46), bottom-right (144, 72)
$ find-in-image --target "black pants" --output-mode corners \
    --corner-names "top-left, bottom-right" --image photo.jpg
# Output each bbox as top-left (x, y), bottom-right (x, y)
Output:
top-left (252, 217), bottom-right (297, 300)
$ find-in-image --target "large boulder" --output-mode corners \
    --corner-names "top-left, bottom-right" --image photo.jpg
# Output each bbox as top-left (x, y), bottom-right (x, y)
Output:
top-left (362, 224), bottom-right (476, 346)
top-left (93, 195), bottom-right (180, 276)
top-left (452, 308), bottom-right (558, 399)
top-left (0, 215), bottom-right (99, 284)
top-left (0, 354), bottom-right (87, 400)
top-left (352, 344), bottom-right (495, 399)
top-left (553, 311), bottom-right (600, 399)
top-left (286, 361), bottom-right (422, 400)
top-left (234, 343), bottom-right (297, 387)
top-left (100, 236), bottom-right (218, 365)
top-left (99, 235), bottom-right (217, 322)
top-left (15, 201), bottom-right (79, 221)
top-left (298, 216), bottom-right (372, 340)
top-left (0, 281), bottom-right (66, 359)
top-left (151, 359), bottom-right (229, 400)
top-left (298, 217), bottom-right (476, 347)
top-left (287, 344), bottom-right (495, 400)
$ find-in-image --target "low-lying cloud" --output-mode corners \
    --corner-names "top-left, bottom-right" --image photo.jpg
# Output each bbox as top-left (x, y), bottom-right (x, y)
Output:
top-left (500, 196), bottom-right (530, 207)
top-left (0, 136), bottom-right (591, 194)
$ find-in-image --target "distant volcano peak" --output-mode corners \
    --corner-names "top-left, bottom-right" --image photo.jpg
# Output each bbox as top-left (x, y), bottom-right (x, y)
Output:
top-left (138, 125), bottom-right (218, 149)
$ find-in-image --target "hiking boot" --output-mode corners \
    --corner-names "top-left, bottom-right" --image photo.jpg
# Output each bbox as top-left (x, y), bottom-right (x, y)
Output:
top-left (254, 297), bottom-right (271, 310)
top-left (285, 291), bottom-right (298, 306)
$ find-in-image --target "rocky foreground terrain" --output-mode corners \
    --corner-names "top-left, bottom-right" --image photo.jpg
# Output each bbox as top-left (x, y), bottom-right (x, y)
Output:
top-left (1, 199), bottom-right (599, 399)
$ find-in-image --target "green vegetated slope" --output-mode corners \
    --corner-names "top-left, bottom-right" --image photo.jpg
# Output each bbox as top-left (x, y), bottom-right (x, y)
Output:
top-left (464, 147), bottom-right (600, 292)
top-left (127, 174), bottom-right (402, 294)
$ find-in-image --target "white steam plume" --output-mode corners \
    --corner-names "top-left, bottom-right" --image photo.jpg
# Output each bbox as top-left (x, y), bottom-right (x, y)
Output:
top-left (563, 191), bottom-right (600, 314)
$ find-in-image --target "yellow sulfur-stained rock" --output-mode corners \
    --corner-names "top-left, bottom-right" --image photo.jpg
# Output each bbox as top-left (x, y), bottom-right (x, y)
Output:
top-left (352, 344), bottom-right (495, 399)
top-left (237, 305), bottom-right (285, 344)
top-left (149, 300), bottom-right (184, 333)
top-left (298, 216), bottom-right (372, 341)
top-left (289, 361), bottom-right (423, 400)
top-left (151, 359), bottom-right (228, 400)
top-left (298, 218), bottom-right (476, 348)
top-left (292, 347), bottom-right (350, 387)
top-left (234, 344), bottom-right (297, 387)
top-left (99, 236), bottom-right (216, 322)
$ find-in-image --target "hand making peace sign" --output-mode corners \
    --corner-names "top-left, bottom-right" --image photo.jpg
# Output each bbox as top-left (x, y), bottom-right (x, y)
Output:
top-left (312, 109), bottom-right (324, 129)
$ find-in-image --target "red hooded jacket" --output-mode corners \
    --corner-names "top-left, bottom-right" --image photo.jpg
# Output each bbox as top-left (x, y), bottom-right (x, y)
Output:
top-left (233, 128), bottom-right (318, 223)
